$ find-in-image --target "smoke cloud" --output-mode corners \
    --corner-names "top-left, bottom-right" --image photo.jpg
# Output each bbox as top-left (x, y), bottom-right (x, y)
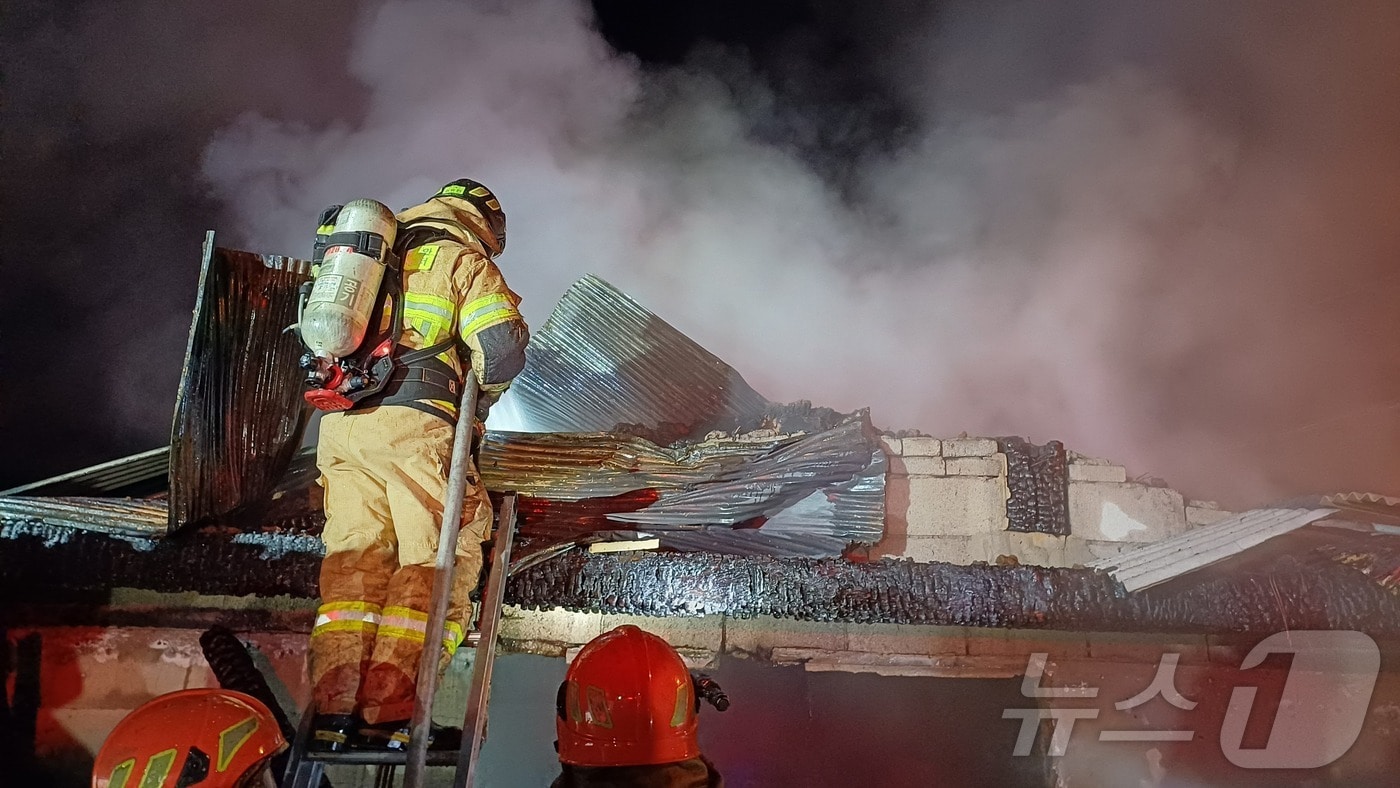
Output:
top-left (5, 0), bottom-right (1399, 507)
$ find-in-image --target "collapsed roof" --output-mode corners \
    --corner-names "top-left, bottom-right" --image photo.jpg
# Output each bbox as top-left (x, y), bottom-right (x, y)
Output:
top-left (4, 238), bottom-right (1400, 636)
top-left (1, 239), bottom-right (884, 559)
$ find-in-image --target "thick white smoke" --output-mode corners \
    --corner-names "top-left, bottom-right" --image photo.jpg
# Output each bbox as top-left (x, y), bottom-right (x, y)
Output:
top-left (200, 0), bottom-right (1400, 507)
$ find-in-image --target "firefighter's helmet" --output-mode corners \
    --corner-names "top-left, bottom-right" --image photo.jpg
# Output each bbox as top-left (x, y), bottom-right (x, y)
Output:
top-left (92, 688), bottom-right (286, 788)
top-left (434, 178), bottom-right (506, 257)
top-left (555, 625), bottom-right (699, 767)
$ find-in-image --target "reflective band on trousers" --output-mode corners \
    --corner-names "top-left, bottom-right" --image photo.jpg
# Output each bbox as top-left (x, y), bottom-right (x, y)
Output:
top-left (312, 601), bottom-right (382, 636)
top-left (377, 606), bottom-right (467, 655)
top-left (458, 293), bottom-right (520, 340)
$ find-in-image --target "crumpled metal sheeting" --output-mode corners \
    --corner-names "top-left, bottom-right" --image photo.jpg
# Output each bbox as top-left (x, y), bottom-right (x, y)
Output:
top-left (477, 431), bottom-right (776, 502)
top-left (169, 236), bottom-right (313, 531)
top-left (497, 274), bottom-right (770, 436)
top-left (610, 418), bottom-right (881, 528)
top-left (0, 496), bottom-right (167, 538)
top-left (631, 449), bottom-right (886, 557)
top-left (481, 416), bottom-right (885, 557)
top-left (506, 550), bottom-right (1400, 634)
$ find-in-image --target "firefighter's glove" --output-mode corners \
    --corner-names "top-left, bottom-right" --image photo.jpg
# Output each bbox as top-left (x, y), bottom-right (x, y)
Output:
top-left (474, 388), bottom-right (500, 424)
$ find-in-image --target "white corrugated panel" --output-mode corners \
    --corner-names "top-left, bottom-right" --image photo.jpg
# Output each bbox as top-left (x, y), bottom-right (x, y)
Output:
top-left (1089, 508), bottom-right (1335, 592)
top-left (0, 447), bottom-right (168, 496)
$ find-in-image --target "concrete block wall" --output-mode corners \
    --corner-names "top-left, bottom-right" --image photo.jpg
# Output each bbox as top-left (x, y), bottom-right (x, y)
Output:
top-left (878, 437), bottom-right (1234, 568)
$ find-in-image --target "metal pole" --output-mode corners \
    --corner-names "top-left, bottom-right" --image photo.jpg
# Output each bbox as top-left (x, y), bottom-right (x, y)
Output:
top-left (454, 494), bottom-right (516, 788)
top-left (403, 374), bottom-right (480, 788)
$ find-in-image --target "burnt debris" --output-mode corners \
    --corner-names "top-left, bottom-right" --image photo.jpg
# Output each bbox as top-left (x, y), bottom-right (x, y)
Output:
top-left (998, 437), bottom-right (1070, 536)
top-left (6, 524), bottom-right (1400, 636)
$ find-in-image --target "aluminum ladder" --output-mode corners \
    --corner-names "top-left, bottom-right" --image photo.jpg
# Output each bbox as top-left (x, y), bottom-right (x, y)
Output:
top-left (282, 493), bottom-right (516, 788)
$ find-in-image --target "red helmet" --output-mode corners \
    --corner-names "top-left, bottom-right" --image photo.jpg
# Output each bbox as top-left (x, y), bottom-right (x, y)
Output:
top-left (556, 625), bottom-right (699, 767)
top-left (92, 689), bottom-right (287, 788)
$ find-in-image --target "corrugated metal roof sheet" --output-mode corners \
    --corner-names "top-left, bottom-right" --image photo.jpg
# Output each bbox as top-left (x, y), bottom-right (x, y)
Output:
top-left (481, 415), bottom-right (885, 557)
top-left (0, 447), bottom-right (169, 496)
top-left (496, 274), bottom-right (771, 436)
top-left (1089, 508), bottom-right (1336, 592)
top-left (0, 496), bottom-right (167, 538)
top-left (1320, 492), bottom-right (1400, 525)
top-left (168, 233), bottom-right (313, 531)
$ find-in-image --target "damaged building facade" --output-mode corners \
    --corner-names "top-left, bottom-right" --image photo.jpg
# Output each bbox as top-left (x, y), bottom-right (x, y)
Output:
top-left (4, 239), bottom-right (1400, 787)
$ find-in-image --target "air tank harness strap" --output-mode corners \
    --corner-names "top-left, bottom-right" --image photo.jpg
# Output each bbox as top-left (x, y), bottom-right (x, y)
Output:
top-left (323, 230), bottom-right (386, 258)
top-left (358, 338), bottom-right (463, 424)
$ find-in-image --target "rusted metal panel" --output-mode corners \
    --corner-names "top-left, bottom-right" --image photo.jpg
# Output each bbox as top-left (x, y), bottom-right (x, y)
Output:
top-left (496, 274), bottom-right (771, 437)
top-left (168, 232), bottom-right (312, 531)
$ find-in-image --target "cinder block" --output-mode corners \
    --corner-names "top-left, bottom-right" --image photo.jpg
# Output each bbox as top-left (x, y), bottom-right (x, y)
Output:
top-left (878, 435), bottom-right (902, 456)
top-left (847, 623), bottom-right (967, 656)
top-left (901, 436), bottom-right (943, 457)
top-left (965, 628), bottom-right (1090, 659)
top-left (901, 535), bottom-right (984, 564)
top-left (722, 617), bottom-right (848, 656)
top-left (943, 438), bottom-right (999, 457)
top-left (1068, 482), bottom-right (1185, 543)
top-left (905, 476), bottom-right (1009, 536)
top-left (991, 531), bottom-right (1070, 567)
top-left (888, 456), bottom-right (946, 476)
top-left (1186, 505), bottom-right (1234, 527)
top-left (1068, 463), bottom-right (1128, 483)
top-left (600, 613), bottom-right (723, 652)
top-left (945, 455), bottom-right (1006, 477)
top-left (500, 606), bottom-right (603, 646)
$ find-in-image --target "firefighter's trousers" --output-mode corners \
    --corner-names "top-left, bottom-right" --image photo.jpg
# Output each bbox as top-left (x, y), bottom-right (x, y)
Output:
top-left (309, 405), bottom-right (491, 725)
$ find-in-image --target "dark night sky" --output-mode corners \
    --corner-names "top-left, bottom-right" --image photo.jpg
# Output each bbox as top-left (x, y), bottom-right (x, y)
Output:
top-left (3, 1), bottom-right (1399, 506)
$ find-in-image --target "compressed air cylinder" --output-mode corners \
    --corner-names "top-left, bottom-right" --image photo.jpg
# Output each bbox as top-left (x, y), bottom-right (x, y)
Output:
top-left (300, 199), bottom-right (397, 360)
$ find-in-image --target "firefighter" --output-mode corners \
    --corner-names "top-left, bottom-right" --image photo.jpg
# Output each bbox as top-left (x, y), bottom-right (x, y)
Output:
top-left (306, 179), bottom-right (529, 750)
top-left (91, 689), bottom-right (286, 788)
top-left (553, 625), bottom-right (726, 788)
